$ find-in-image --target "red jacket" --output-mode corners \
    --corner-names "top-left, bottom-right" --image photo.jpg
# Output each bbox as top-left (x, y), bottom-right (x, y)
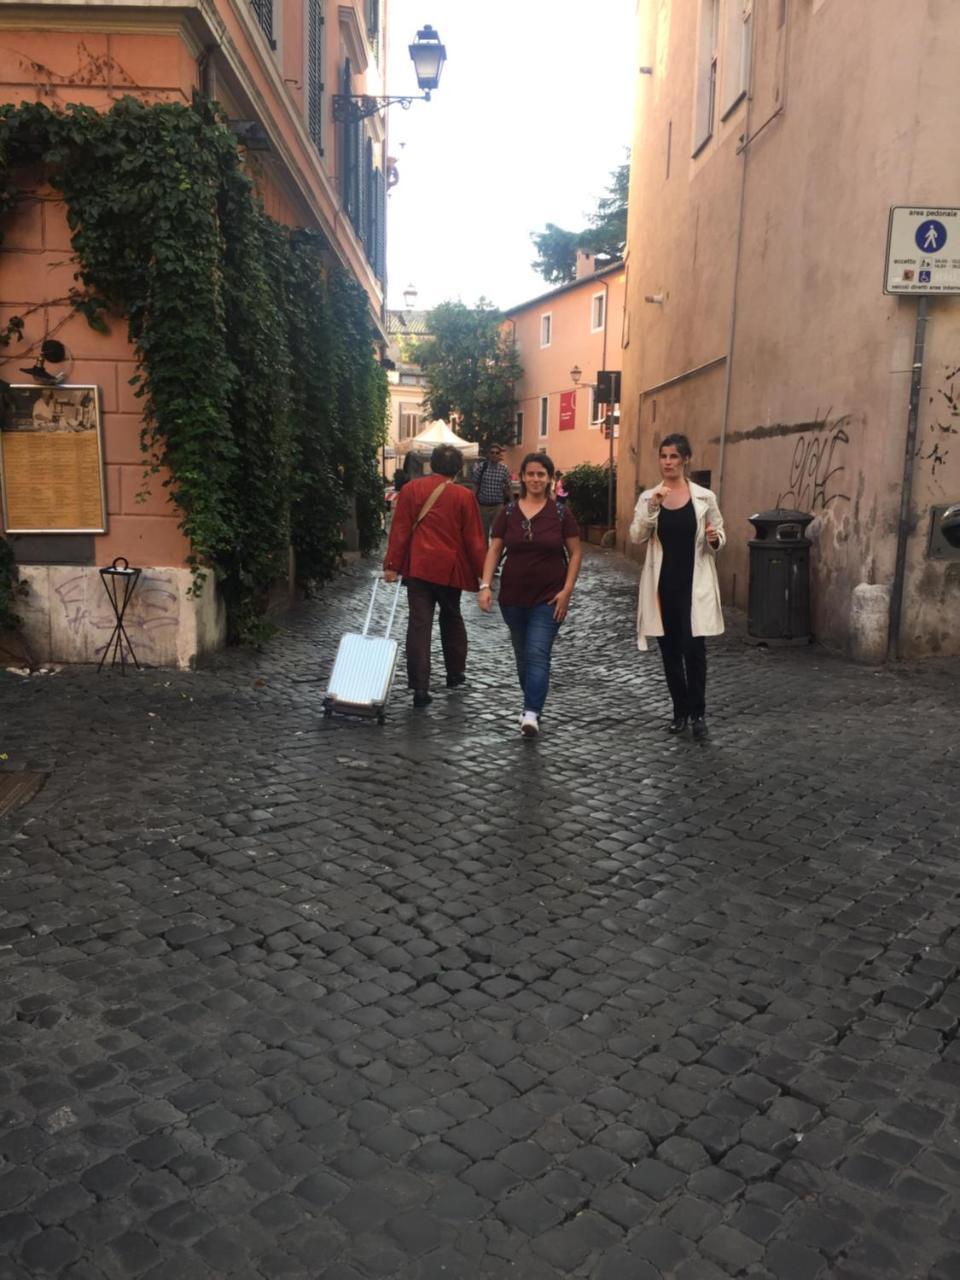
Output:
top-left (384, 475), bottom-right (486, 590)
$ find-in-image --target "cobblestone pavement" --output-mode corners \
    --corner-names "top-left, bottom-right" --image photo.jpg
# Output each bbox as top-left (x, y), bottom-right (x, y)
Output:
top-left (2, 547), bottom-right (960, 1280)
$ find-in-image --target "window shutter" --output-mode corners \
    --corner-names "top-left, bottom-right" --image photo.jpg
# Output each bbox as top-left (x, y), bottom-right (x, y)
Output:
top-left (375, 167), bottom-right (386, 281)
top-left (307, 0), bottom-right (324, 151)
top-left (340, 59), bottom-right (356, 220)
top-left (251, 0), bottom-right (274, 44)
top-left (363, 138), bottom-right (373, 247)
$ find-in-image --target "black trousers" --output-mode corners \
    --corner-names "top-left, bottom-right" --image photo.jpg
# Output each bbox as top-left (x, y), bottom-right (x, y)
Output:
top-left (657, 625), bottom-right (707, 719)
top-left (405, 578), bottom-right (467, 691)
top-left (657, 574), bottom-right (707, 719)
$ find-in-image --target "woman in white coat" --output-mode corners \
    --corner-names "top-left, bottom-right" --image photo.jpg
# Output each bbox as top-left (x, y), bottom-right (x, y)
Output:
top-left (629, 434), bottom-right (726, 738)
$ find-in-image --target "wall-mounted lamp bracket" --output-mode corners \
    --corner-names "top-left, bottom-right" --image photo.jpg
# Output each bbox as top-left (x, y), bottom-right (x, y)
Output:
top-left (332, 92), bottom-right (431, 123)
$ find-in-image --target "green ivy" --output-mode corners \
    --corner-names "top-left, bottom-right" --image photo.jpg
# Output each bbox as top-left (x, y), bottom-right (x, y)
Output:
top-left (0, 96), bottom-right (387, 643)
top-left (0, 535), bottom-right (23, 631)
top-left (564, 461), bottom-right (617, 528)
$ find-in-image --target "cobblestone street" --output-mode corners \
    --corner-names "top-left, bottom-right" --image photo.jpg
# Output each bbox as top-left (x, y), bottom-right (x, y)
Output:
top-left (2, 547), bottom-right (960, 1280)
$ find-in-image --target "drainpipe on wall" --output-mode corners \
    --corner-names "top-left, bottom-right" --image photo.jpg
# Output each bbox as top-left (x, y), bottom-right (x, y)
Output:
top-left (599, 277), bottom-right (615, 530)
top-left (716, 1), bottom-right (792, 502)
top-left (715, 98), bottom-right (753, 506)
top-left (197, 44), bottom-right (218, 98)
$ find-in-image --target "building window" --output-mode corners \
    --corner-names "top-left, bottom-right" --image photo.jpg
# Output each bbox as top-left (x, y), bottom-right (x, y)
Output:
top-left (539, 314), bottom-right (552, 348)
top-left (366, 0), bottom-right (380, 58)
top-left (539, 396), bottom-right (548, 438)
top-left (514, 410), bottom-right (524, 446)
top-left (306, 0), bottom-right (324, 153)
top-left (591, 291), bottom-right (606, 333)
top-left (693, 0), bottom-right (719, 155)
top-left (399, 403), bottom-right (422, 440)
top-left (251, 0), bottom-right (275, 46)
top-left (721, 0), bottom-right (753, 118)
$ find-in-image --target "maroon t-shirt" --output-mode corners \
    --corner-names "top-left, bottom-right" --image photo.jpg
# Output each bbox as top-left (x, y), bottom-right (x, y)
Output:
top-left (492, 500), bottom-right (580, 607)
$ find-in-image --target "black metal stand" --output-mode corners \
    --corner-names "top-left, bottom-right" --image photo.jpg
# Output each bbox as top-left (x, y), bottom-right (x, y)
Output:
top-left (97, 557), bottom-right (142, 674)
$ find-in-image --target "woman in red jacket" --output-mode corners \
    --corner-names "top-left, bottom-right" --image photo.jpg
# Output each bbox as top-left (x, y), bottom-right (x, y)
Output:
top-left (384, 444), bottom-right (486, 707)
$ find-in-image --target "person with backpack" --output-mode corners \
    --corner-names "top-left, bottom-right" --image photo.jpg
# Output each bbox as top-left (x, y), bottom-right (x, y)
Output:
top-left (472, 442), bottom-right (514, 541)
top-left (477, 452), bottom-right (581, 737)
top-left (384, 444), bottom-right (486, 708)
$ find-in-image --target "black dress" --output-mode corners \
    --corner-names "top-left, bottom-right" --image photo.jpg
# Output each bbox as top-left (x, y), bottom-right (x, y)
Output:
top-left (657, 501), bottom-right (696, 638)
top-left (656, 500), bottom-right (707, 719)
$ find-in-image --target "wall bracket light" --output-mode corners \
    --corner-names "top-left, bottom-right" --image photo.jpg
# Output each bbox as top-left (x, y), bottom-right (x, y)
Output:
top-left (333, 24), bottom-right (446, 123)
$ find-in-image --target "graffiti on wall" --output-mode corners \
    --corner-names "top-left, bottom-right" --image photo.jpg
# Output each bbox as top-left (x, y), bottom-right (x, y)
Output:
top-left (776, 413), bottom-right (852, 511)
top-left (54, 571), bottom-right (179, 661)
top-left (919, 364), bottom-right (960, 480)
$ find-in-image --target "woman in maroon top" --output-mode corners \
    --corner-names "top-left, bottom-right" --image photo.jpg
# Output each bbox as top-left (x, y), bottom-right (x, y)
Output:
top-left (478, 453), bottom-right (582, 737)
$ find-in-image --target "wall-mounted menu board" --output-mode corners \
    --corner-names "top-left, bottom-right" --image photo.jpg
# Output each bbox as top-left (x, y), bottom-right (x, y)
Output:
top-left (0, 385), bottom-right (107, 534)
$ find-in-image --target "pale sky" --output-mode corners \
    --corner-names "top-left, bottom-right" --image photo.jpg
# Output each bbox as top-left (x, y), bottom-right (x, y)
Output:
top-left (384, 1), bottom-right (637, 313)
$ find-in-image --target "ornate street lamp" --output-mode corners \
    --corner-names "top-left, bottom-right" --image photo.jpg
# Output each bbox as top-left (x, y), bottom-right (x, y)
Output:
top-left (403, 284), bottom-right (419, 311)
top-left (408, 24), bottom-right (446, 93)
top-left (333, 25), bottom-right (447, 123)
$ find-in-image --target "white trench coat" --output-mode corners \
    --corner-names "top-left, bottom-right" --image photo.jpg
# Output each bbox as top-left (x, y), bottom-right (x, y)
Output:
top-left (629, 480), bottom-right (726, 651)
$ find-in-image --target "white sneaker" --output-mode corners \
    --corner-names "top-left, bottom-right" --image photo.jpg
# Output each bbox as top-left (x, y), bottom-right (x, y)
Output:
top-left (520, 711), bottom-right (539, 737)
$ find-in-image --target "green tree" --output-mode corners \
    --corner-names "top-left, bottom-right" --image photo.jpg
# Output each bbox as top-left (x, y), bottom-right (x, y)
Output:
top-left (411, 299), bottom-right (523, 450)
top-left (530, 160), bottom-right (629, 284)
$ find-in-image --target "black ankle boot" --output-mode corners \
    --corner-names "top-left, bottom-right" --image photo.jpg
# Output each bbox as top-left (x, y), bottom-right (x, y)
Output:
top-left (413, 690), bottom-right (432, 708)
top-left (691, 716), bottom-right (708, 739)
top-left (668, 716), bottom-right (688, 734)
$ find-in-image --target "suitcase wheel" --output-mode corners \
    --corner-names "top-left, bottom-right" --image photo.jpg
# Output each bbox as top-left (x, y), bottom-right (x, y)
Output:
top-left (322, 698), bottom-right (334, 718)
top-left (376, 710), bottom-right (386, 725)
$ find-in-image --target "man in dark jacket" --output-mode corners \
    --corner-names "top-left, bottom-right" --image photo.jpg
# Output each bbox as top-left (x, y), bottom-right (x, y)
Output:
top-left (384, 445), bottom-right (486, 707)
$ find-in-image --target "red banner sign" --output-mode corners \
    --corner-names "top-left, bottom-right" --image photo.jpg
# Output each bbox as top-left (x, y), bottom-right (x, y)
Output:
top-left (559, 390), bottom-right (576, 431)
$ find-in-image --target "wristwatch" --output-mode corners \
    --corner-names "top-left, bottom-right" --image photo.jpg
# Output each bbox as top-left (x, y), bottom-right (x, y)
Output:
top-left (478, 582), bottom-right (491, 590)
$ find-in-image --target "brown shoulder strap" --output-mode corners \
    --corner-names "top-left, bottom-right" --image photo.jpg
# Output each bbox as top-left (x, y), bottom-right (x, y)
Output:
top-left (413, 480), bottom-right (451, 529)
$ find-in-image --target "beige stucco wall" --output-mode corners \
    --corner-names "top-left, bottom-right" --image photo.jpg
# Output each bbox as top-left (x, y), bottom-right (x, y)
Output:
top-left (620, 0), bottom-right (960, 657)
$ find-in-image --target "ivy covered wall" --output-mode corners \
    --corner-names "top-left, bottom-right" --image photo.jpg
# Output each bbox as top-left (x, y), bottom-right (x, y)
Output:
top-left (0, 96), bottom-right (387, 645)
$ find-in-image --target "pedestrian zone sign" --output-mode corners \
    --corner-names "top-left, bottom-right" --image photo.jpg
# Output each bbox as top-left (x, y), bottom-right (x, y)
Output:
top-left (884, 205), bottom-right (960, 295)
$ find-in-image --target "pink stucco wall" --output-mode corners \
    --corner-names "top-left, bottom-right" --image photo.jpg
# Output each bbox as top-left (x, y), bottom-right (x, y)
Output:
top-left (504, 267), bottom-right (626, 478)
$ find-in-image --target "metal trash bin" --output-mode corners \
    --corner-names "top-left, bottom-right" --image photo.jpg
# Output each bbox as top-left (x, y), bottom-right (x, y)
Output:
top-left (747, 508), bottom-right (814, 640)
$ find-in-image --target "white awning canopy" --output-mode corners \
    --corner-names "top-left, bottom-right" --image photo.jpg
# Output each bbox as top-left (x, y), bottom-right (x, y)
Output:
top-left (396, 419), bottom-right (479, 459)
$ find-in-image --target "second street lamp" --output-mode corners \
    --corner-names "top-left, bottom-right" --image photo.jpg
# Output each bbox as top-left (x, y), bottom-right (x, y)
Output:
top-left (333, 25), bottom-right (447, 122)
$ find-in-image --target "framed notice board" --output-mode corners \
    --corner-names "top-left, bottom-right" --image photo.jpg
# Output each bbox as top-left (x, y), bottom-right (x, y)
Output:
top-left (0, 385), bottom-right (107, 534)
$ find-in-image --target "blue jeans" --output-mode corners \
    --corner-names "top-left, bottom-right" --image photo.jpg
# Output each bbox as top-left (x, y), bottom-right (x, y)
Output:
top-left (499, 602), bottom-right (561, 714)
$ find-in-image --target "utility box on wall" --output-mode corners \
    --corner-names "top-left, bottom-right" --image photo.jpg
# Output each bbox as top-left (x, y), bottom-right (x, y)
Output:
top-left (927, 504), bottom-right (960, 560)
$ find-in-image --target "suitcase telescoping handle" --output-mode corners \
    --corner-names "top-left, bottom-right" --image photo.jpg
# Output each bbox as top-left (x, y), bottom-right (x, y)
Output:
top-left (361, 577), bottom-right (402, 640)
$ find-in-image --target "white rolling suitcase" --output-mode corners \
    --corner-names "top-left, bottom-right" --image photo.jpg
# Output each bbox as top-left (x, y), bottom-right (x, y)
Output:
top-left (323, 578), bottom-right (402, 724)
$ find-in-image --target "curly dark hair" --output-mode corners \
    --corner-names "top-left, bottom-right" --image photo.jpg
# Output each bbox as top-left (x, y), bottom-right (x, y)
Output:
top-left (430, 444), bottom-right (464, 476)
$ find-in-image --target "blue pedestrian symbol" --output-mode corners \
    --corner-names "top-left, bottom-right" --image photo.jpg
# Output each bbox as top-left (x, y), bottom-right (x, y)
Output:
top-left (916, 219), bottom-right (947, 253)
